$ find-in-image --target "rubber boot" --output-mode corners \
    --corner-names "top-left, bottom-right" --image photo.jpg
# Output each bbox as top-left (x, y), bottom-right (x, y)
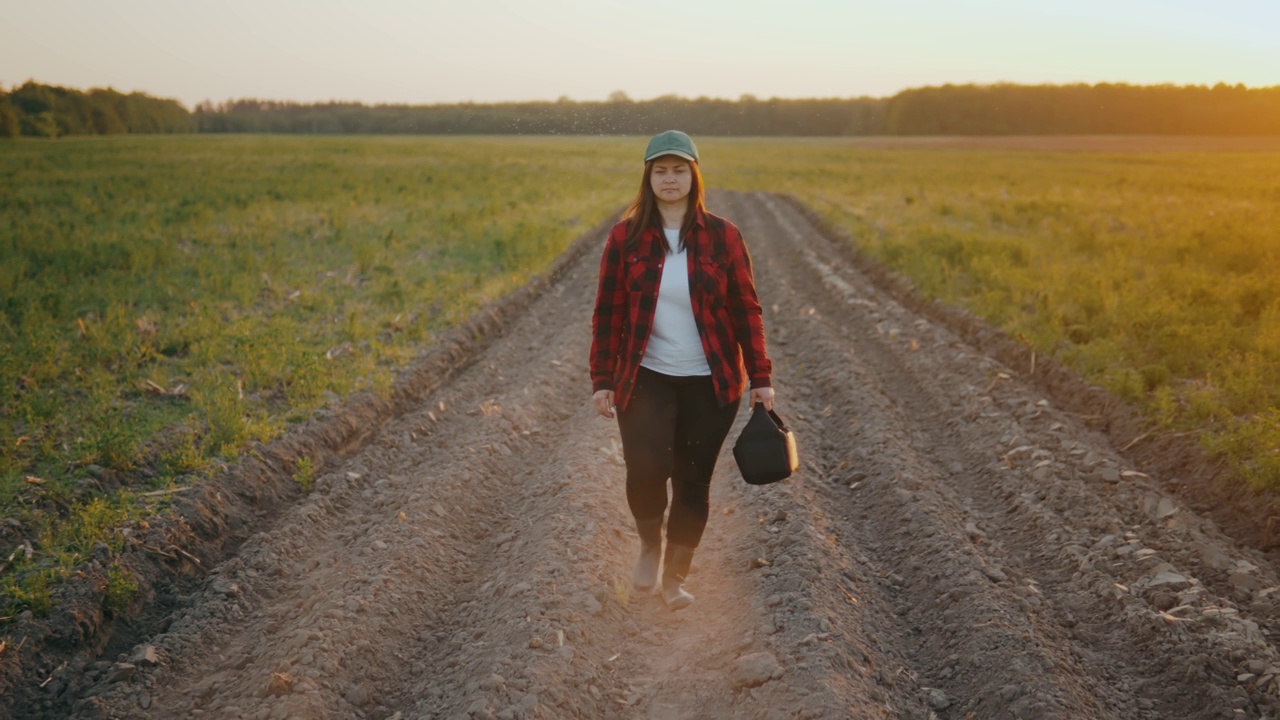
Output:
top-left (662, 544), bottom-right (696, 610)
top-left (632, 516), bottom-right (664, 592)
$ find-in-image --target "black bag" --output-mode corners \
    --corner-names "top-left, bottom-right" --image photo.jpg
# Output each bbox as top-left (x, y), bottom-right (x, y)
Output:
top-left (733, 405), bottom-right (799, 485)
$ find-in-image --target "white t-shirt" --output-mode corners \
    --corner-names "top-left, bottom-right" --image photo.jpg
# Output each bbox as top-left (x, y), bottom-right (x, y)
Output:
top-left (640, 228), bottom-right (712, 377)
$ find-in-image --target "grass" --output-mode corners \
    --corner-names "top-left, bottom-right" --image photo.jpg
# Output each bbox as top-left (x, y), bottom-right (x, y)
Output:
top-left (292, 456), bottom-right (315, 494)
top-left (0, 135), bottom-right (637, 618)
top-left (103, 562), bottom-right (138, 614)
top-left (704, 137), bottom-right (1280, 487)
top-left (2, 134), bottom-right (1278, 621)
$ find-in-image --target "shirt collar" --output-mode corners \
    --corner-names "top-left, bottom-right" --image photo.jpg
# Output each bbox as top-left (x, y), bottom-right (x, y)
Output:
top-left (640, 207), bottom-right (707, 255)
top-left (644, 207), bottom-right (706, 238)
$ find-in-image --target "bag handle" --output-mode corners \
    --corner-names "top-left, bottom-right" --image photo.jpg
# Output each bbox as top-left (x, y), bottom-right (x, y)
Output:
top-left (750, 403), bottom-right (789, 432)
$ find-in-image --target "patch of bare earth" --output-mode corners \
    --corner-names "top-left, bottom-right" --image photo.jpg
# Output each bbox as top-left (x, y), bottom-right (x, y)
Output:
top-left (31, 191), bottom-right (1280, 719)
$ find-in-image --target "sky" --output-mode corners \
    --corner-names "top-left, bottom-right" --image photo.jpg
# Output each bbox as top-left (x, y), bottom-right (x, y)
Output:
top-left (2, 0), bottom-right (1277, 109)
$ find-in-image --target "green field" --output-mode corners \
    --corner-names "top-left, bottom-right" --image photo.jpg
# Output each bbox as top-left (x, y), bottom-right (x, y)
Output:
top-left (0, 136), bottom-right (639, 614)
top-left (2, 135), bottom-right (1278, 617)
top-left (709, 138), bottom-right (1279, 487)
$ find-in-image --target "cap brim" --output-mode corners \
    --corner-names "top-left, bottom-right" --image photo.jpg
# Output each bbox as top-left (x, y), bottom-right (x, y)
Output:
top-left (645, 150), bottom-right (697, 163)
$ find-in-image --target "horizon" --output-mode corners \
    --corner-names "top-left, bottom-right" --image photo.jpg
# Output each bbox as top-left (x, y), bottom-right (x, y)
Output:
top-left (10, 79), bottom-right (1280, 113)
top-left (2, 0), bottom-right (1278, 110)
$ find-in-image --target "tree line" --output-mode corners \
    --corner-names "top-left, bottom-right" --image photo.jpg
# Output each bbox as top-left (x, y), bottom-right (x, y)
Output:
top-left (193, 83), bottom-right (1280, 136)
top-left (885, 83), bottom-right (1280, 135)
top-left (4, 81), bottom-right (1279, 138)
top-left (193, 95), bottom-right (887, 136)
top-left (0, 82), bottom-right (196, 137)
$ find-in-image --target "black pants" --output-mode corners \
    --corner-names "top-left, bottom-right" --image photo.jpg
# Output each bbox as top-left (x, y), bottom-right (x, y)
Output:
top-left (617, 366), bottom-right (741, 549)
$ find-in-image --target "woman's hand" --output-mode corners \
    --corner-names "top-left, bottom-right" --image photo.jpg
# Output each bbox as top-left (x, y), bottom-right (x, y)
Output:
top-left (593, 390), bottom-right (616, 419)
top-left (750, 387), bottom-right (775, 412)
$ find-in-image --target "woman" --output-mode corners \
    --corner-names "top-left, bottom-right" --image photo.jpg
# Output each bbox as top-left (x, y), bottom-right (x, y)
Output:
top-left (590, 130), bottom-right (774, 610)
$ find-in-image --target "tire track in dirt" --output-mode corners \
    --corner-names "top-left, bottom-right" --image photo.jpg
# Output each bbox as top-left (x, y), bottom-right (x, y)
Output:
top-left (730, 191), bottom-right (1280, 719)
top-left (73, 211), bottom-right (898, 720)
top-left (72, 191), bottom-right (1280, 719)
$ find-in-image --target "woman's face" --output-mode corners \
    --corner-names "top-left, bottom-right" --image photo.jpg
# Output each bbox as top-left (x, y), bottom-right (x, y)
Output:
top-left (649, 156), bottom-right (693, 205)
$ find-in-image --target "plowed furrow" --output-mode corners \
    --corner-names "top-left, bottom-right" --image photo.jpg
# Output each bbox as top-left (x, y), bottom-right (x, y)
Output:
top-left (74, 191), bottom-right (1280, 720)
top-left (735, 191), bottom-right (1280, 719)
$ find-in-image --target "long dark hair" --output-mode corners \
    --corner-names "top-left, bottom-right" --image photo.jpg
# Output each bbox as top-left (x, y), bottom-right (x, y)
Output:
top-left (623, 157), bottom-right (706, 252)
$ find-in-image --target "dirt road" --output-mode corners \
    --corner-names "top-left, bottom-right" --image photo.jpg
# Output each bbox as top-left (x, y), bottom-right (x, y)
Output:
top-left (60, 191), bottom-right (1280, 719)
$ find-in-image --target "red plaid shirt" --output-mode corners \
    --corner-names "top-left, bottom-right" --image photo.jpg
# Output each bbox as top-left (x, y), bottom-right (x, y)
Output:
top-left (590, 209), bottom-right (772, 412)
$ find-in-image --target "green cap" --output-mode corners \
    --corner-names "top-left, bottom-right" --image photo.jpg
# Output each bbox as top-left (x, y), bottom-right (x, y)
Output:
top-left (644, 130), bottom-right (699, 163)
